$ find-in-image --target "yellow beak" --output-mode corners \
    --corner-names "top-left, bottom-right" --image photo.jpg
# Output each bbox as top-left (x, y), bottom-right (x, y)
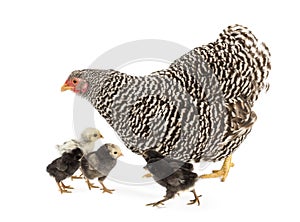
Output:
top-left (98, 132), bottom-right (104, 139)
top-left (61, 84), bottom-right (73, 92)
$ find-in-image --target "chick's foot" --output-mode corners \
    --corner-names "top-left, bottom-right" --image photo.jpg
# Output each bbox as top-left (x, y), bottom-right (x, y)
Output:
top-left (99, 181), bottom-right (114, 194)
top-left (86, 179), bottom-right (99, 190)
top-left (187, 190), bottom-right (201, 206)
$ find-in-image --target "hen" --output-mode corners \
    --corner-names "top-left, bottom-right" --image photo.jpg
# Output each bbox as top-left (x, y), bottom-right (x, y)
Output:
top-left (61, 25), bottom-right (271, 181)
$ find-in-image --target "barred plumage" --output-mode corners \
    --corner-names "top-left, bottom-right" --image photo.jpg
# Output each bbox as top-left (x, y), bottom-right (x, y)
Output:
top-left (62, 24), bottom-right (271, 163)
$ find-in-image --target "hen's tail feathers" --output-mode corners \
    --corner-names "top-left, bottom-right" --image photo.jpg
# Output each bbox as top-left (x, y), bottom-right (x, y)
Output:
top-left (218, 24), bottom-right (271, 105)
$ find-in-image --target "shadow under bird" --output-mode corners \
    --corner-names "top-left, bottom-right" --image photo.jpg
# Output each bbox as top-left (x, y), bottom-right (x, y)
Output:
top-left (46, 148), bottom-right (83, 194)
top-left (80, 143), bottom-right (123, 194)
top-left (143, 150), bottom-right (201, 207)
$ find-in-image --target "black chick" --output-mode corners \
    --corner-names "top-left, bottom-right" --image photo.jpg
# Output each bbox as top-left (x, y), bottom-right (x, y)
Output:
top-left (46, 148), bottom-right (83, 194)
top-left (143, 149), bottom-right (201, 207)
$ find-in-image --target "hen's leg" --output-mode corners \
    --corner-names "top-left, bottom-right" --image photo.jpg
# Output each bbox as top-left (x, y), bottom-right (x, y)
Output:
top-left (200, 155), bottom-right (234, 182)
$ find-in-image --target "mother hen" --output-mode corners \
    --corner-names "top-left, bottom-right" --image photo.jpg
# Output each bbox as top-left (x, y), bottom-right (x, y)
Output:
top-left (61, 24), bottom-right (271, 181)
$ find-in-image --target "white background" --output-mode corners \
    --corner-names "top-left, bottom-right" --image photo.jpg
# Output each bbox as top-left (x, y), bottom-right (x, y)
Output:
top-left (0, 0), bottom-right (299, 221)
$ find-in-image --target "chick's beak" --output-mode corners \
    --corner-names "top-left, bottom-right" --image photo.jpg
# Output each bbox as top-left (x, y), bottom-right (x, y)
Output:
top-left (97, 131), bottom-right (104, 139)
top-left (61, 83), bottom-right (73, 92)
top-left (118, 152), bottom-right (124, 158)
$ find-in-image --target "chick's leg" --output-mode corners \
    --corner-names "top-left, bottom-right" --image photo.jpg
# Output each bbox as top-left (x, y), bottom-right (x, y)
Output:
top-left (146, 197), bottom-right (170, 207)
top-left (99, 179), bottom-right (115, 194)
top-left (85, 178), bottom-right (99, 190)
top-left (187, 189), bottom-right (202, 206)
top-left (61, 181), bottom-right (74, 190)
top-left (71, 173), bottom-right (84, 180)
top-left (200, 155), bottom-right (234, 182)
top-left (142, 173), bottom-right (153, 178)
top-left (71, 168), bottom-right (84, 180)
top-left (56, 182), bottom-right (72, 194)
top-left (146, 190), bottom-right (175, 207)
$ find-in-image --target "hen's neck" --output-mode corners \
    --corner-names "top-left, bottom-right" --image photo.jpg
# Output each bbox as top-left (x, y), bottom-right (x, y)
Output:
top-left (84, 72), bottom-right (138, 125)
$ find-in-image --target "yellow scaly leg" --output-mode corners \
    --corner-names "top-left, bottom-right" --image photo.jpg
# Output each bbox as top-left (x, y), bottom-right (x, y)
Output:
top-left (200, 155), bottom-right (234, 182)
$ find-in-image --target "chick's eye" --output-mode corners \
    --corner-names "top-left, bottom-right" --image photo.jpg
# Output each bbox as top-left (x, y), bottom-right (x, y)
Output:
top-left (114, 151), bottom-right (118, 155)
top-left (93, 134), bottom-right (98, 137)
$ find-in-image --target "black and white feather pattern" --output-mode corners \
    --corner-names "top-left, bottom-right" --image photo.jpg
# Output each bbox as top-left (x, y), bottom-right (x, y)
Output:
top-left (69, 24), bottom-right (271, 163)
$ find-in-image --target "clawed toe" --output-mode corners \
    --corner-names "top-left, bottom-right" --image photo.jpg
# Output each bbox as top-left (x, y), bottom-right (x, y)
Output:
top-left (187, 190), bottom-right (201, 206)
top-left (60, 189), bottom-right (72, 194)
top-left (85, 179), bottom-right (99, 190)
top-left (187, 195), bottom-right (202, 206)
top-left (142, 173), bottom-right (153, 178)
top-left (99, 181), bottom-right (114, 194)
top-left (200, 155), bottom-right (234, 182)
top-left (101, 188), bottom-right (115, 194)
top-left (57, 182), bottom-right (73, 194)
top-left (146, 201), bottom-right (165, 207)
top-left (61, 182), bottom-right (74, 190)
top-left (71, 176), bottom-right (84, 180)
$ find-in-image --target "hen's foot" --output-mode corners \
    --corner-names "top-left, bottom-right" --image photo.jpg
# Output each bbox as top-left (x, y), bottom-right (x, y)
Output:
top-left (200, 155), bottom-right (234, 182)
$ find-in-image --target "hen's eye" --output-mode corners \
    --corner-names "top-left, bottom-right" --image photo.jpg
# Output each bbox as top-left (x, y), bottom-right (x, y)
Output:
top-left (73, 79), bottom-right (77, 84)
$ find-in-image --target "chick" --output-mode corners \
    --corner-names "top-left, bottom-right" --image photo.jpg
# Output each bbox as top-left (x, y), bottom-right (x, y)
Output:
top-left (56, 128), bottom-right (103, 179)
top-left (142, 150), bottom-right (201, 207)
top-left (46, 148), bottom-right (83, 194)
top-left (56, 128), bottom-right (103, 155)
top-left (80, 143), bottom-right (123, 194)
top-left (143, 150), bottom-right (194, 178)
